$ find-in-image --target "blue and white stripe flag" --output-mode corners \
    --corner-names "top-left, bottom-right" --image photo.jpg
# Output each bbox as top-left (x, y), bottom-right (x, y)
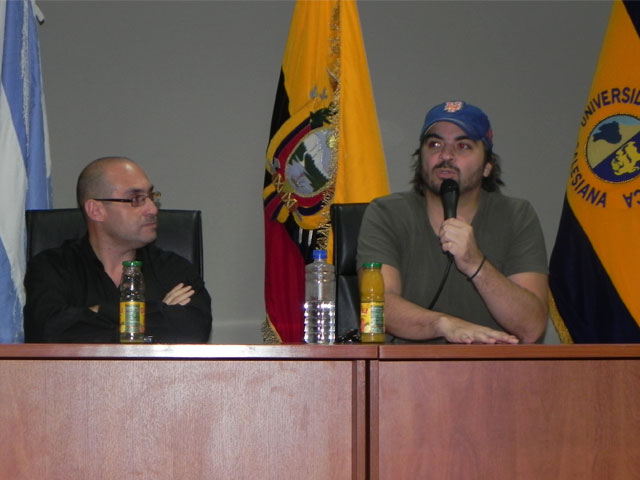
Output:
top-left (0, 0), bottom-right (51, 343)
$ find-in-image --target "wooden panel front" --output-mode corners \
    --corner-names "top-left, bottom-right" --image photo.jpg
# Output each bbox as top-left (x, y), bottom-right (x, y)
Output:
top-left (375, 358), bottom-right (640, 479)
top-left (0, 357), bottom-right (364, 480)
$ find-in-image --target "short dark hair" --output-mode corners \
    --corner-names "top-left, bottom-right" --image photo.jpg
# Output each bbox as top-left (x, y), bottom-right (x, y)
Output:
top-left (410, 139), bottom-right (504, 196)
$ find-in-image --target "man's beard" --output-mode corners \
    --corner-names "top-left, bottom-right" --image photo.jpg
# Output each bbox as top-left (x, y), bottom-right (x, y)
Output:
top-left (423, 159), bottom-right (460, 195)
top-left (423, 161), bottom-right (487, 196)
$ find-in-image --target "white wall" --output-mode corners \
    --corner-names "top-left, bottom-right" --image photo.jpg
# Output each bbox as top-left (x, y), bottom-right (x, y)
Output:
top-left (38, 0), bottom-right (612, 344)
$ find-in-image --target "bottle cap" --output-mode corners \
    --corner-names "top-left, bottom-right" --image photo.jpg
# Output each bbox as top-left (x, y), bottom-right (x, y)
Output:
top-left (312, 250), bottom-right (327, 260)
top-left (363, 262), bottom-right (382, 269)
top-left (123, 260), bottom-right (143, 267)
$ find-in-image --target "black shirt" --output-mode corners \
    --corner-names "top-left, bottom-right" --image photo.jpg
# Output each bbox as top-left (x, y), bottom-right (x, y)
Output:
top-left (24, 235), bottom-right (212, 343)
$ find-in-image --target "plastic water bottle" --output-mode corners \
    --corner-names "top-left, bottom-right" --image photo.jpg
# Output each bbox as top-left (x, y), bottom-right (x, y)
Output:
top-left (304, 249), bottom-right (336, 344)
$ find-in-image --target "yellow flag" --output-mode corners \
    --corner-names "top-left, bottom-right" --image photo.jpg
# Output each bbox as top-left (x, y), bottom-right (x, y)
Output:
top-left (549, 0), bottom-right (640, 342)
top-left (263, 0), bottom-right (389, 342)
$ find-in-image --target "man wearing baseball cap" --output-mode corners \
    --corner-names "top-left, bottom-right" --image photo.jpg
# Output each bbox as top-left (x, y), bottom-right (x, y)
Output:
top-left (357, 101), bottom-right (548, 344)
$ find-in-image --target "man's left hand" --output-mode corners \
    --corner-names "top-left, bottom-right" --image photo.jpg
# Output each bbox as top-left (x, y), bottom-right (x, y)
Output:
top-left (163, 283), bottom-right (194, 306)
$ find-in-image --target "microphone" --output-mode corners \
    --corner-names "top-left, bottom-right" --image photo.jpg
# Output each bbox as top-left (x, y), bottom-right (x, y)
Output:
top-left (440, 179), bottom-right (459, 220)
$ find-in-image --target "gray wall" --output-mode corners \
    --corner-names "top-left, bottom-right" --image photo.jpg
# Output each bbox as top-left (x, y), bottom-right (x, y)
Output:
top-left (38, 0), bottom-right (612, 344)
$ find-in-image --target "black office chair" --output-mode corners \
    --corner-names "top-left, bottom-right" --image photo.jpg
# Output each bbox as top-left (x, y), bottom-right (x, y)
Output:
top-left (330, 203), bottom-right (369, 338)
top-left (25, 208), bottom-right (204, 277)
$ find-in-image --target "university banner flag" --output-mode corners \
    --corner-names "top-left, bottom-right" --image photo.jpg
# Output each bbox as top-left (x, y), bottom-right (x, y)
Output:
top-left (549, 0), bottom-right (640, 343)
top-left (0, 0), bottom-right (52, 343)
top-left (263, 0), bottom-right (389, 342)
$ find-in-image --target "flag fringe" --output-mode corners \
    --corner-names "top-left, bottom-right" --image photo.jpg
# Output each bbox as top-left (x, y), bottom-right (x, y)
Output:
top-left (549, 294), bottom-right (574, 344)
top-left (262, 315), bottom-right (282, 344)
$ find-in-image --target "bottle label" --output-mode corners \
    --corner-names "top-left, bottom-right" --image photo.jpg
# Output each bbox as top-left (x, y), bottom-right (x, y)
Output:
top-left (119, 301), bottom-right (146, 334)
top-left (360, 301), bottom-right (384, 334)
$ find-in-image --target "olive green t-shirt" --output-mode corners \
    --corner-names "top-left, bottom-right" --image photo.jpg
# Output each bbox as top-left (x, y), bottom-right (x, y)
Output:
top-left (356, 190), bottom-right (548, 338)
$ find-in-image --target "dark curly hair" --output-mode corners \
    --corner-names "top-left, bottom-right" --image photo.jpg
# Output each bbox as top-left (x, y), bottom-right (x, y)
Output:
top-left (410, 138), bottom-right (504, 196)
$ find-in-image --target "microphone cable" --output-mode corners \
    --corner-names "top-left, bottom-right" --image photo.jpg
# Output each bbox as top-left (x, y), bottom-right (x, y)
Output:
top-left (427, 254), bottom-right (452, 310)
top-left (429, 178), bottom-right (459, 310)
top-left (391, 179), bottom-right (458, 342)
top-left (389, 253), bottom-right (452, 344)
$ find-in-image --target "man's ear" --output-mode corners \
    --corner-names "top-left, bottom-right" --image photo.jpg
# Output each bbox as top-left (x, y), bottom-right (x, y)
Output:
top-left (84, 199), bottom-right (105, 222)
top-left (483, 162), bottom-right (493, 178)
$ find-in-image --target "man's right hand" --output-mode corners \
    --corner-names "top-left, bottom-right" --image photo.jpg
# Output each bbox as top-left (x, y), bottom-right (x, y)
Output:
top-left (435, 315), bottom-right (519, 344)
top-left (163, 283), bottom-right (194, 306)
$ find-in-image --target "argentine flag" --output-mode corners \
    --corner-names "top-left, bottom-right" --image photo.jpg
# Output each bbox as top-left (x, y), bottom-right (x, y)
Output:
top-left (0, 0), bottom-right (51, 343)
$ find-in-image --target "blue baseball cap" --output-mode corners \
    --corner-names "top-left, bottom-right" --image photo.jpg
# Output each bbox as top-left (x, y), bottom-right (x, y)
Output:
top-left (420, 101), bottom-right (493, 149)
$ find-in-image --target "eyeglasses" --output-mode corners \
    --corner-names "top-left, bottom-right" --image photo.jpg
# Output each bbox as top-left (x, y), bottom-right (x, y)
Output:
top-left (93, 191), bottom-right (161, 207)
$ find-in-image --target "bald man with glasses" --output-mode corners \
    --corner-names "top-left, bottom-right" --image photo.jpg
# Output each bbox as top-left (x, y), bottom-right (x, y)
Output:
top-left (24, 156), bottom-right (212, 343)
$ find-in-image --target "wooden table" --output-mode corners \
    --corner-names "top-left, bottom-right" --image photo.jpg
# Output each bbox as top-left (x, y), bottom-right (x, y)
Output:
top-left (372, 344), bottom-right (640, 480)
top-left (0, 344), bottom-right (376, 480)
top-left (2, 344), bottom-right (639, 479)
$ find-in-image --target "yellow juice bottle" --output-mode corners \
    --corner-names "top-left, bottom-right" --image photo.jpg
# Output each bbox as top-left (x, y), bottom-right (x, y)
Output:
top-left (360, 262), bottom-right (385, 343)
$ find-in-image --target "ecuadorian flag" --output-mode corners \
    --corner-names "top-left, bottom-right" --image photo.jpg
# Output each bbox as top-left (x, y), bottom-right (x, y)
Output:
top-left (549, 0), bottom-right (640, 343)
top-left (263, 0), bottom-right (389, 343)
